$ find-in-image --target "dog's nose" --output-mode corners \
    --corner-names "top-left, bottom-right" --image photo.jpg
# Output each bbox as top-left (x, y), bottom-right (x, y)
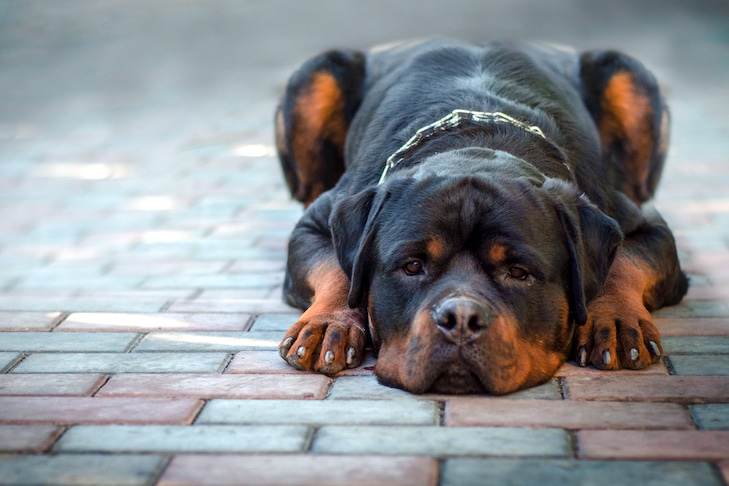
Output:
top-left (431, 297), bottom-right (490, 344)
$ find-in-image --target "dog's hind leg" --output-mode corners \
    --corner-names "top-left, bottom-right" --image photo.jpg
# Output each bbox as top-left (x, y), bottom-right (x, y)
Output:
top-left (580, 50), bottom-right (670, 205)
top-left (275, 50), bottom-right (365, 207)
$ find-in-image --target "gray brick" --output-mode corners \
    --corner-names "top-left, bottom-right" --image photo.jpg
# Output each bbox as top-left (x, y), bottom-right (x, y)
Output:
top-left (0, 295), bottom-right (168, 313)
top-left (0, 353), bottom-right (20, 371)
top-left (55, 424), bottom-right (310, 453)
top-left (328, 375), bottom-right (561, 400)
top-left (652, 301), bottom-right (729, 318)
top-left (142, 273), bottom-right (283, 290)
top-left (312, 426), bottom-right (569, 457)
top-left (662, 336), bottom-right (729, 354)
top-left (134, 331), bottom-right (280, 352)
top-left (249, 313), bottom-right (300, 331)
top-left (197, 399), bottom-right (438, 426)
top-left (690, 404), bottom-right (729, 430)
top-left (12, 352), bottom-right (229, 373)
top-left (670, 355), bottom-right (729, 375)
top-left (441, 459), bottom-right (721, 486)
top-left (0, 332), bottom-right (137, 352)
top-left (0, 454), bottom-right (163, 486)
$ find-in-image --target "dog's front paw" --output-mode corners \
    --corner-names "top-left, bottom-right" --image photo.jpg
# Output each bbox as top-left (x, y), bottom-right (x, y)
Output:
top-left (573, 293), bottom-right (662, 370)
top-left (278, 308), bottom-right (367, 375)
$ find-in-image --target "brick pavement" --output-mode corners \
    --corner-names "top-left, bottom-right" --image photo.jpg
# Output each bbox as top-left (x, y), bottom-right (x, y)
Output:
top-left (1, 1), bottom-right (729, 485)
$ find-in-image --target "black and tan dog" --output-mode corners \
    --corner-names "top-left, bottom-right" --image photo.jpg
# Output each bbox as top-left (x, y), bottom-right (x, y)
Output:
top-left (274, 39), bottom-right (687, 395)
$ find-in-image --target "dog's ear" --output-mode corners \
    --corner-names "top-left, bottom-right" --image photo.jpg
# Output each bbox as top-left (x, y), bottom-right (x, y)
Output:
top-left (276, 49), bottom-right (366, 207)
top-left (580, 50), bottom-right (669, 204)
top-left (544, 179), bottom-right (624, 326)
top-left (330, 188), bottom-right (389, 308)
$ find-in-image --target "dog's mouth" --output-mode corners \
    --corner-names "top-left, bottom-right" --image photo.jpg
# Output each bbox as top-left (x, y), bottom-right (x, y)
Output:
top-left (427, 365), bottom-right (486, 394)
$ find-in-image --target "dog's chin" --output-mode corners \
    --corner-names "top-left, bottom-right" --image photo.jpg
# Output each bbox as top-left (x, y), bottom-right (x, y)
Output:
top-left (427, 368), bottom-right (487, 394)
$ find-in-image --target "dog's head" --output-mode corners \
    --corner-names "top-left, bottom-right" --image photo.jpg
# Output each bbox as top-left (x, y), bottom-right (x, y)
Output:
top-left (331, 149), bottom-right (622, 394)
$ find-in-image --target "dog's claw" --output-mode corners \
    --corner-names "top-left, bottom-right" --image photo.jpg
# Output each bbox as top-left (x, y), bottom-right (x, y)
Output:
top-left (629, 348), bottom-right (639, 361)
top-left (324, 350), bottom-right (334, 365)
top-left (602, 350), bottom-right (611, 365)
top-left (577, 346), bottom-right (587, 367)
top-left (279, 337), bottom-right (294, 358)
top-left (346, 347), bottom-right (355, 366)
top-left (648, 340), bottom-right (661, 357)
top-left (297, 346), bottom-right (306, 358)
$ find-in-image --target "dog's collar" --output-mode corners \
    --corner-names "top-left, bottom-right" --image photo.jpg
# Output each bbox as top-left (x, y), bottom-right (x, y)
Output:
top-left (378, 109), bottom-right (555, 185)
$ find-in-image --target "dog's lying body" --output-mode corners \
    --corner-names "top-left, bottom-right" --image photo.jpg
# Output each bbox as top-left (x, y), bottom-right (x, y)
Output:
top-left (275, 39), bottom-right (687, 394)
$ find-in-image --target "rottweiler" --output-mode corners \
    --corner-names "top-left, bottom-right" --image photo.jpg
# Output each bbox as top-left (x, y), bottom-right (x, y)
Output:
top-left (274, 39), bottom-right (687, 395)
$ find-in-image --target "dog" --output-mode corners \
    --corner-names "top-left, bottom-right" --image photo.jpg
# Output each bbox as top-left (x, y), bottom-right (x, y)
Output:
top-left (274, 39), bottom-right (687, 395)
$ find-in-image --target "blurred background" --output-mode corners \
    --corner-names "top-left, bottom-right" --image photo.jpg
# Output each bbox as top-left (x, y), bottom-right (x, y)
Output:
top-left (0, 0), bottom-right (727, 305)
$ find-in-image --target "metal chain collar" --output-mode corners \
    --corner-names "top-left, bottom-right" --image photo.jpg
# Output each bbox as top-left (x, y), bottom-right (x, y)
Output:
top-left (378, 109), bottom-right (548, 185)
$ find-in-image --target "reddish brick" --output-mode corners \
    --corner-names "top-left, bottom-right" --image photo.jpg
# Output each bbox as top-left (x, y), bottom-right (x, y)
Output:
top-left (0, 312), bottom-right (63, 331)
top-left (97, 373), bottom-right (331, 399)
top-left (719, 460), bottom-right (729, 485)
top-left (57, 312), bottom-right (252, 332)
top-left (0, 425), bottom-right (62, 452)
top-left (0, 374), bottom-right (106, 396)
top-left (0, 397), bottom-right (202, 424)
top-left (556, 361), bottom-right (669, 377)
top-left (564, 375), bottom-right (729, 403)
top-left (578, 430), bottom-right (729, 460)
top-left (655, 318), bottom-right (729, 336)
top-left (226, 351), bottom-right (376, 376)
top-left (158, 454), bottom-right (438, 486)
top-left (445, 399), bottom-right (693, 429)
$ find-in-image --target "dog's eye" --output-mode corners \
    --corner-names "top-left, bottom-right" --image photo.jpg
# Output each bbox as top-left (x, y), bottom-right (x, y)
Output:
top-left (403, 260), bottom-right (424, 276)
top-left (507, 267), bottom-right (529, 280)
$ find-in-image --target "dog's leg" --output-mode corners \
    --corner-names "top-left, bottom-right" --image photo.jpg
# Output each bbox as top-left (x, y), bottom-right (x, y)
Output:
top-left (577, 50), bottom-right (686, 370)
top-left (279, 193), bottom-right (367, 374)
top-left (276, 49), bottom-right (365, 207)
top-left (580, 50), bottom-right (670, 205)
top-left (574, 206), bottom-right (688, 370)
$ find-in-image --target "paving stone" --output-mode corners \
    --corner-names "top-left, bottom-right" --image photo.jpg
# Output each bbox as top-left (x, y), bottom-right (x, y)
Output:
top-left (0, 295), bottom-right (169, 312)
top-left (0, 373), bottom-right (106, 396)
top-left (133, 331), bottom-right (280, 351)
top-left (97, 373), bottom-right (331, 399)
top-left (197, 399), bottom-right (437, 425)
top-left (445, 399), bottom-right (693, 429)
top-left (12, 352), bottom-right (229, 373)
top-left (652, 301), bottom-right (729, 318)
top-left (0, 454), bottom-right (164, 486)
top-left (441, 459), bottom-right (721, 486)
top-left (158, 454), bottom-right (438, 486)
top-left (670, 355), bottom-right (729, 375)
top-left (0, 353), bottom-right (19, 371)
top-left (720, 461), bottom-right (729, 485)
top-left (57, 312), bottom-right (251, 332)
top-left (0, 425), bottom-right (62, 452)
top-left (55, 424), bottom-right (310, 453)
top-left (0, 332), bottom-right (137, 352)
top-left (249, 313), bottom-right (300, 331)
top-left (578, 430), bottom-right (729, 460)
top-left (167, 298), bottom-right (299, 314)
top-left (690, 404), bottom-right (729, 430)
top-left (142, 273), bottom-right (284, 290)
top-left (0, 312), bottom-right (63, 330)
top-left (327, 375), bottom-right (424, 401)
top-left (328, 375), bottom-right (561, 400)
top-left (556, 361), bottom-right (669, 376)
top-left (656, 318), bottom-right (729, 336)
top-left (662, 336), bottom-right (729, 354)
top-left (226, 350), bottom-right (301, 374)
top-left (312, 426), bottom-right (569, 457)
top-left (0, 396), bottom-right (202, 424)
top-left (564, 375), bottom-right (729, 403)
